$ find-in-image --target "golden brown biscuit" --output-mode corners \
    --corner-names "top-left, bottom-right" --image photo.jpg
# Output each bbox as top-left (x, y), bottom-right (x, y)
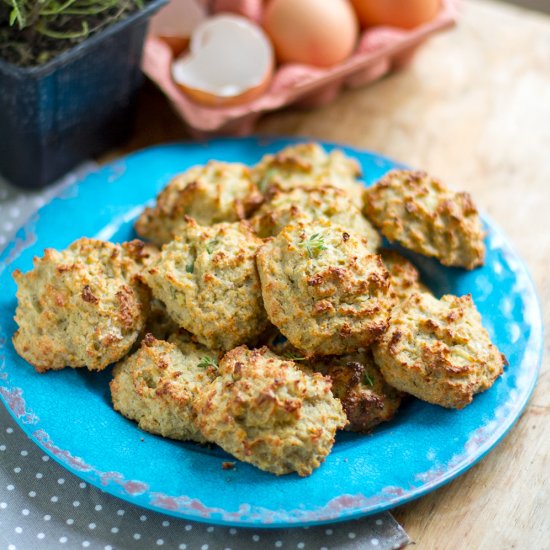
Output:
top-left (257, 220), bottom-right (392, 356)
top-left (311, 350), bottom-right (402, 432)
top-left (381, 249), bottom-right (430, 304)
top-left (364, 170), bottom-right (485, 269)
top-left (110, 334), bottom-right (217, 442)
top-left (251, 185), bottom-right (381, 251)
top-left (251, 329), bottom-right (402, 432)
top-left (12, 238), bottom-right (148, 372)
top-left (193, 346), bottom-right (347, 476)
top-left (144, 220), bottom-right (268, 351)
top-left (135, 162), bottom-right (263, 245)
top-left (251, 142), bottom-right (365, 207)
top-left (373, 292), bottom-right (506, 409)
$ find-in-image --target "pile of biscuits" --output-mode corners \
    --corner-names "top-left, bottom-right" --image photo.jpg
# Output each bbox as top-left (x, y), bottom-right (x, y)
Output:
top-left (12, 143), bottom-right (506, 477)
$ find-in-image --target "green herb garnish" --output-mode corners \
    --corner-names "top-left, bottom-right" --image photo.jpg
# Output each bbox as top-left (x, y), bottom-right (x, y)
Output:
top-left (205, 239), bottom-right (219, 254)
top-left (197, 356), bottom-right (218, 369)
top-left (363, 371), bottom-right (375, 387)
top-left (2, 1), bottom-right (145, 67)
top-left (185, 262), bottom-right (194, 274)
top-left (299, 232), bottom-right (328, 258)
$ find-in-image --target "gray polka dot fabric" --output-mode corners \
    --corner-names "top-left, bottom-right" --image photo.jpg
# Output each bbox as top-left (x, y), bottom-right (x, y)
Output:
top-left (0, 171), bottom-right (411, 550)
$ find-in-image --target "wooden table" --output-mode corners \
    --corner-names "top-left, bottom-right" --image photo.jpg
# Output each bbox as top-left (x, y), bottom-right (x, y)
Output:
top-left (114, 0), bottom-right (550, 547)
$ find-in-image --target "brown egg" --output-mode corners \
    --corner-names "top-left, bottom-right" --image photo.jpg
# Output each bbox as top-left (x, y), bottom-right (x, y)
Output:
top-left (263, 0), bottom-right (359, 68)
top-left (350, 0), bottom-right (440, 30)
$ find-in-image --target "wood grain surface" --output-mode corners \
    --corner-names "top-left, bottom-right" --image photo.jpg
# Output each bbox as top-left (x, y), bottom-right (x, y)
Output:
top-left (111, 1), bottom-right (550, 547)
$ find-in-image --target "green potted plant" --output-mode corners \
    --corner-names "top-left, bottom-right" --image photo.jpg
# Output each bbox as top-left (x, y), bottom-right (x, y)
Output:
top-left (0, 0), bottom-right (167, 189)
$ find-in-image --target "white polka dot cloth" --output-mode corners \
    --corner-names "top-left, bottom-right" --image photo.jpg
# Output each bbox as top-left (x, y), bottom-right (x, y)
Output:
top-left (0, 170), bottom-right (411, 550)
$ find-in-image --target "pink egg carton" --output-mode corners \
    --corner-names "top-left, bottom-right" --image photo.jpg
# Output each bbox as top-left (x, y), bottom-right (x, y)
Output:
top-left (143, 0), bottom-right (459, 137)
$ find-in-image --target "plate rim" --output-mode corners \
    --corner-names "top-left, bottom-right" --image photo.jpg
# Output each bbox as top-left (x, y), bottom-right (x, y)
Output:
top-left (0, 136), bottom-right (544, 528)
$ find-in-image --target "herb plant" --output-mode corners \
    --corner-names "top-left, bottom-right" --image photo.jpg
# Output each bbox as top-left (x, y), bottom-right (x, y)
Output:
top-left (0, 0), bottom-right (145, 66)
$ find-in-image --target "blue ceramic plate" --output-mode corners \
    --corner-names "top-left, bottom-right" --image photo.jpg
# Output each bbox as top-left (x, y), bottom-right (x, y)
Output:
top-left (0, 137), bottom-right (543, 527)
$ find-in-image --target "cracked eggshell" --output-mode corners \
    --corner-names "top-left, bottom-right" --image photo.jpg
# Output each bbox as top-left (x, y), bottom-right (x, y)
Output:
top-left (172, 14), bottom-right (274, 107)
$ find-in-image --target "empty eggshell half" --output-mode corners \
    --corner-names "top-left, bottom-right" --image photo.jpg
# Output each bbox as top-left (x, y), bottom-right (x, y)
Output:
top-left (172, 14), bottom-right (274, 107)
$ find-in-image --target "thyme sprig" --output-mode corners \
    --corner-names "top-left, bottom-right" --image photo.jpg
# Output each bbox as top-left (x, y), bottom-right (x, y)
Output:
top-left (1, 0), bottom-right (144, 66)
top-left (299, 232), bottom-right (328, 259)
top-left (197, 356), bottom-right (218, 369)
top-left (363, 371), bottom-right (375, 387)
top-left (205, 239), bottom-right (219, 254)
top-left (5, 0), bottom-right (142, 32)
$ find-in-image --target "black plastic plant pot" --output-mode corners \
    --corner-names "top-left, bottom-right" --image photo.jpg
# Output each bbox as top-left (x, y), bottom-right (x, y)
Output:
top-left (0, 0), bottom-right (168, 189)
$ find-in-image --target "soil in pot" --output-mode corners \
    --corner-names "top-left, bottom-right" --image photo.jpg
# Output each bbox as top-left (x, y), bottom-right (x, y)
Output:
top-left (0, 0), bottom-right (151, 67)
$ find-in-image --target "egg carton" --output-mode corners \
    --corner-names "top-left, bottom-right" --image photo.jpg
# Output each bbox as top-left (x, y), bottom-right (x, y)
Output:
top-left (143, 0), bottom-right (458, 137)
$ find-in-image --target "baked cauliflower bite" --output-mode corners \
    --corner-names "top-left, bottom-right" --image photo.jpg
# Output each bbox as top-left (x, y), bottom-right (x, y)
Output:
top-left (251, 142), bottom-right (365, 207)
top-left (381, 249), bottom-right (430, 304)
top-left (135, 161), bottom-right (263, 245)
top-left (144, 220), bottom-right (268, 351)
top-left (110, 333), bottom-right (218, 442)
top-left (257, 220), bottom-right (392, 356)
top-left (311, 350), bottom-right (402, 433)
top-left (251, 185), bottom-right (381, 251)
top-left (193, 346), bottom-right (347, 476)
top-left (364, 170), bottom-right (485, 269)
top-left (373, 292), bottom-right (506, 409)
top-left (13, 238), bottom-right (148, 372)
top-left (265, 336), bottom-right (402, 432)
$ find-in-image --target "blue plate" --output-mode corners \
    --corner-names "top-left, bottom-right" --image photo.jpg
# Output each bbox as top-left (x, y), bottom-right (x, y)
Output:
top-left (0, 137), bottom-right (543, 528)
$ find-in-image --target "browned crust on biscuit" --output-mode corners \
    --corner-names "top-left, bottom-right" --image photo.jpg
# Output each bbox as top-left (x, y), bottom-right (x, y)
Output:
top-left (135, 162), bottom-right (263, 245)
top-left (364, 170), bottom-right (485, 269)
top-left (143, 220), bottom-right (268, 351)
top-left (310, 350), bottom-right (403, 432)
top-left (12, 238), bottom-right (148, 372)
top-left (373, 292), bottom-right (505, 409)
top-left (257, 220), bottom-right (392, 357)
top-left (193, 346), bottom-right (347, 476)
top-left (110, 335), bottom-right (217, 442)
